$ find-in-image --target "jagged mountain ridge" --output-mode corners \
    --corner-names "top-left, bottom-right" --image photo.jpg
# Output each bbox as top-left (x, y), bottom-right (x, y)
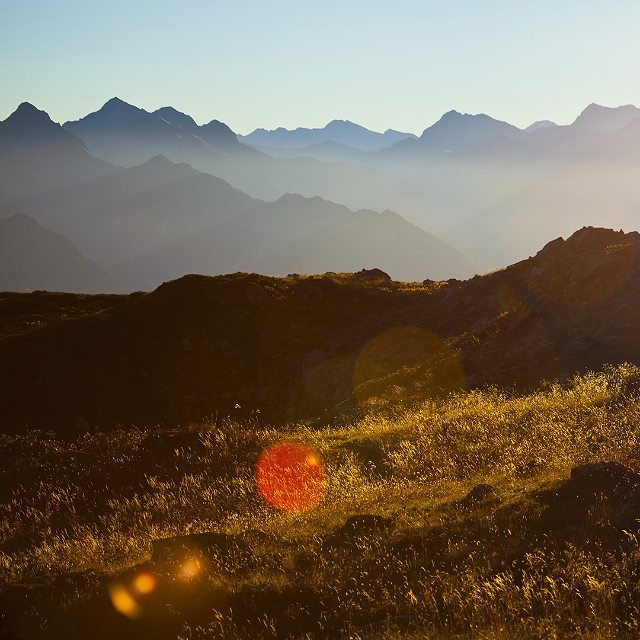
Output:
top-left (0, 105), bottom-right (474, 289)
top-left (240, 120), bottom-right (416, 152)
top-left (6, 98), bottom-right (640, 279)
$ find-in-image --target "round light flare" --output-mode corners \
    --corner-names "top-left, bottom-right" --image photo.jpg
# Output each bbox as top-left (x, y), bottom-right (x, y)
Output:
top-left (132, 571), bottom-right (157, 595)
top-left (108, 583), bottom-right (142, 619)
top-left (256, 442), bottom-right (327, 512)
top-left (353, 326), bottom-right (465, 406)
top-left (178, 557), bottom-right (203, 581)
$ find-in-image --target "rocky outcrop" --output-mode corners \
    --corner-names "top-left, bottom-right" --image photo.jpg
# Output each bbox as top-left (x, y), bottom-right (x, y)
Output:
top-left (542, 461), bottom-right (640, 535)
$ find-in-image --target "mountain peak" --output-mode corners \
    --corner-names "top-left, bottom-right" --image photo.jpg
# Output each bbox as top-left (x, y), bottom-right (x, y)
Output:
top-left (5, 102), bottom-right (53, 126)
top-left (63, 97), bottom-right (150, 131)
top-left (200, 119), bottom-right (238, 145)
top-left (99, 97), bottom-right (148, 117)
top-left (143, 153), bottom-right (176, 168)
top-left (15, 102), bottom-right (45, 116)
top-left (414, 110), bottom-right (522, 149)
top-left (103, 96), bottom-right (136, 110)
top-left (572, 103), bottom-right (640, 133)
top-left (326, 119), bottom-right (357, 128)
top-left (1, 103), bottom-right (66, 144)
top-left (526, 120), bottom-right (557, 132)
top-left (3, 212), bottom-right (40, 229)
top-left (135, 154), bottom-right (197, 177)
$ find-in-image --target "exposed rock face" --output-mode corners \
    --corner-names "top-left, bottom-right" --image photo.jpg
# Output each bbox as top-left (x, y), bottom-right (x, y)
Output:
top-left (543, 462), bottom-right (640, 534)
top-left (459, 484), bottom-right (498, 509)
top-left (352, 268), bottom-right (392, 282)
top-left (523, 227), bottom-right (640, 307)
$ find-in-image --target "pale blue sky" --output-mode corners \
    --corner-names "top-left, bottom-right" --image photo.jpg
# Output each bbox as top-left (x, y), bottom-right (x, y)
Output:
top-left (2, 0), bottom-right (639, 134)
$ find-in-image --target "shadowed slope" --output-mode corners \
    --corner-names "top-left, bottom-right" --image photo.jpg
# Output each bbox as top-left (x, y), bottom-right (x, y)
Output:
top-left (1, 227), bottom-right (639, 434)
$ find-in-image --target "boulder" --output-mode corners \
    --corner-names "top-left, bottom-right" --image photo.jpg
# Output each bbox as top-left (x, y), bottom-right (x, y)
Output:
top-left (459, 483), bottom-right (498, 509)
top-left (543, 461), bottom-right (640, 535)
top-left (352, 268), bottom-right (391, 282)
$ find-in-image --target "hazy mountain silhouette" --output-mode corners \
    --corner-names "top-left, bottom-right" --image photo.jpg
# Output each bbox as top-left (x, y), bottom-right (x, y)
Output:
top-left (116, 191), bottom-right (474, 289)
top-left (387, 110), bottom-right (525, 155)
top-left (31, 154), bottom-right (260, 267)
top-left (8, 150), bottom-right (471, 288)
top-left (154, 106), bottom-right (243, 149)
top-left (63, 97), bottom-right (236, 168)
top-left (571, 103), bottom-right (640, 133)
top-left (240, 120), bottom-right (416, 152)
top-left (0, 213), bottom-right (119, 293)
top-left (8, 98), bottom-right (640, 280)
top-left (61, 99), bottom-right (395, 203)
top-left (0, 103), bottom-right (113, 200)
top-left (0, 102), bottom-right (474, 287)
top-left (525, 120), bottom-right (557, 132)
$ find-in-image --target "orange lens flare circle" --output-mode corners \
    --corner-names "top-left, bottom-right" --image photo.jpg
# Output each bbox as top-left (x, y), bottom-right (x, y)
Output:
top-left (132, 571), bottom-right (157, 595)
top-left (256, 442), bottom-right (327, 512)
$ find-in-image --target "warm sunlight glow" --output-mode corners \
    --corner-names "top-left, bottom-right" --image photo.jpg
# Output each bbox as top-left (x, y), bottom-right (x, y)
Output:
top-left (353, 326), bottom-right (465, 405)
top-left (178, 557), bottom-right (203, 581)
top-left (108, 583), bottom-right (142, 619)
top-left (256, 442), bottom-right (327, 512)
top-left (132, 571), bottom-right (157, 595)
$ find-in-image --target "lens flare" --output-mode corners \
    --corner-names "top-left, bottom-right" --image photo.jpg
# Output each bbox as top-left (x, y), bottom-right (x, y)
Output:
top-left (353, 326), bottom-right (465, 405)
top-left (256, 442), bottom-right (327, 512)
top-left (108, 570), bottom-right (158, 618)
top-left (108, 583), bottom-right (142, 619)
top-left (178, 557), bottom-right (203, 581)
top-left (132, 571), bottom-right (157, 595)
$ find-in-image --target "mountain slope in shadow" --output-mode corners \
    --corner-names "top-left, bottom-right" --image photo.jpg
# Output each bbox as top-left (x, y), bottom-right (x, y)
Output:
top-left (1, 226), bottom-right (638, 435)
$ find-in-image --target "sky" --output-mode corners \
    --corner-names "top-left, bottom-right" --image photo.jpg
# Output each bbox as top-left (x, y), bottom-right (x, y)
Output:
top-left (2, 0), bottom-right (640, 135)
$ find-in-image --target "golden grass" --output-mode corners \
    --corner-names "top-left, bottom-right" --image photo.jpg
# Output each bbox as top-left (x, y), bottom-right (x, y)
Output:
top-left (2, 364), bottom-right (640, 638)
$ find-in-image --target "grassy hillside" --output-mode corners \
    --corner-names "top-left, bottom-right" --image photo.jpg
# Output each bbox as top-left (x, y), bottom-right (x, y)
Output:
top-left (3, 364), bottom-right (640, 638)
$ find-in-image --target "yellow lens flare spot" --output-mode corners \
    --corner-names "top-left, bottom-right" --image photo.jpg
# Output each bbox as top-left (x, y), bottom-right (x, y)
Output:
top-left (132, 571), bottom-right (157, 595)
top-left (306, 453), bottom-right (320, 467)
top-left (353, 326), bottom-right (465, 406)
top-left (178, 557), bottom-right (203, 581)
top-left (108, 583), bottom-right (142, 619)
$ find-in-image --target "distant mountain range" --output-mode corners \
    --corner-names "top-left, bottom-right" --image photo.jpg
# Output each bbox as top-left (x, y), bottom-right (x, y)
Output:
top-left (0, 103), bottom-right (474, 292)
top-left (239, 120), bottom-right (416, 152)
top-left (63, 97), bottom-right (251, 168)
top-left (3, 96), bottom-right (640, 290)
top-left (388, 110), bottom-right (525, 155)
top-left (571, 103), bottom-right (640, 133)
